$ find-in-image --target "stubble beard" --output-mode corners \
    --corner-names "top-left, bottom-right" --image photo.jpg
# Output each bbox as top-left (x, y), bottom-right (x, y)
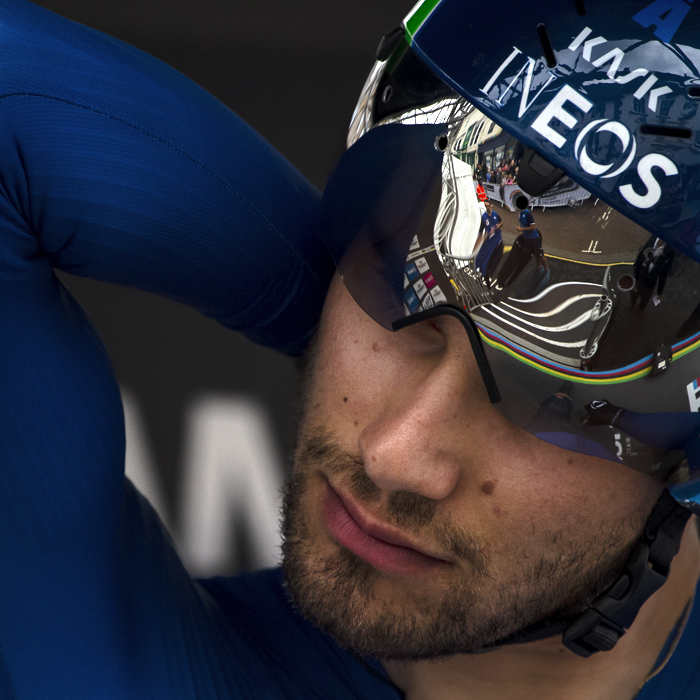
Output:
top-left (281, 338), bottom-right (646, 661)
top-left (281, 429), bottom-right (646, 661)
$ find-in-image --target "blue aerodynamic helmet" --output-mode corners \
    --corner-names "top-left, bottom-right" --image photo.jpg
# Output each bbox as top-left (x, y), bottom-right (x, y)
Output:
top-left (322, 0), bottom-right (700, 657)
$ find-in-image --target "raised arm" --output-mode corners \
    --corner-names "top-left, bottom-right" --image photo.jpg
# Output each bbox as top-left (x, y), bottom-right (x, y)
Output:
top-left (0, 1), bottom-right (332, 696)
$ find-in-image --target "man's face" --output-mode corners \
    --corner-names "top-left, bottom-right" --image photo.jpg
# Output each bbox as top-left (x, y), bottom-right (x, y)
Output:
top-left (282, 276), bottom-right (663, 661)
top-left (485, 202), bottom-right (492, 214)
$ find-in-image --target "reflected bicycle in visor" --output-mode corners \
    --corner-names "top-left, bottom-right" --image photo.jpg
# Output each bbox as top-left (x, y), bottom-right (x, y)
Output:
top-left (323, 47), bottom-right (700, 513)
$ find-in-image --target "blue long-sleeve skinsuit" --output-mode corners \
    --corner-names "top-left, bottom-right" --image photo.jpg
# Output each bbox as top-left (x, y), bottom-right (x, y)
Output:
top-left (1, 1), bottom-right (699, 697)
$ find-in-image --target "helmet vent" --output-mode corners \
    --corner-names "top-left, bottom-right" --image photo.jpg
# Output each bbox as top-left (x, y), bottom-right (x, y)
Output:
top-left (434, 134), bottom-right (449, 152)
top-left (687, 86), bottom-right (700, 98)
top-left (639, 124), bottom-right (693, 139)
top-left (575, 0), bottom-right (587, 16)
top-left (537, 24), bottom-right (557, 68)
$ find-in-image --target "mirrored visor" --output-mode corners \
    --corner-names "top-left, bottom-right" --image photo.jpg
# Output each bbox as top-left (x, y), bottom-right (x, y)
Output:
top-left (322, 94), bottom-right (700, 511)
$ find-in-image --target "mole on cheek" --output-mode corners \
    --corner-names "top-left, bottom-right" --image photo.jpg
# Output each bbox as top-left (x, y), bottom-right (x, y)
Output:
top-left (372, 342), bottom-right (380, 352)
top-left (343, 397), bottom-right (348, 403)
top-left (481, 480), bottom-right (496, 496)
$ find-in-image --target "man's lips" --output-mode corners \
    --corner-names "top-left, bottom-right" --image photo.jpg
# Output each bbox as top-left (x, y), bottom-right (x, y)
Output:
top-left (321, 483), bottom-right (451, 576)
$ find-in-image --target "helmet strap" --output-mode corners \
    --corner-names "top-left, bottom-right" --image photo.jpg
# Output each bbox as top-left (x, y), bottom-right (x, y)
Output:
top-left (474, 490), bottom-right (691, 657)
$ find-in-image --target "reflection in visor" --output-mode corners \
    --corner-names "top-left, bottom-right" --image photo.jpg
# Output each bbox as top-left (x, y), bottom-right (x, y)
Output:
top-left (325, 83), bottom-right (700, 512)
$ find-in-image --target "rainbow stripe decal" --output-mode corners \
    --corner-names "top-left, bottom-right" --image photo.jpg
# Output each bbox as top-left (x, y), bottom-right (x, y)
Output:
top-left (477, 323), bottom-right (700, 384)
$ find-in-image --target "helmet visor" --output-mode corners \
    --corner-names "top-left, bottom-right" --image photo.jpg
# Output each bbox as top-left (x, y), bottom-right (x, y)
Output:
top-left (323, 85), bottom-right (700, 510)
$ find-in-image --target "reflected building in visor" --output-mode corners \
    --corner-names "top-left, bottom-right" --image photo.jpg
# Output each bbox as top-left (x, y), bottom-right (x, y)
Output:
top-left (398, 102), bottom-right (652, 374)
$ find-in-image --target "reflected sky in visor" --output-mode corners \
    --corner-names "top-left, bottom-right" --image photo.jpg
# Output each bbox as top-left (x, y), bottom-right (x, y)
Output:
top-left (323, 89), bottom-right (700, 510)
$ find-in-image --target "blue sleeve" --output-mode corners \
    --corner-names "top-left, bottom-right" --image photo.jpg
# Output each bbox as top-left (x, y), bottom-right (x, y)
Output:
top-left (0, 1), bottom-right (333, 696)
top-left (0, 0), bottom-right (332, 355)
top-left (525, 210), bottom-right (535, 226)
top-left (616, 410), bottom-right (700, 475)
top-left (638, 577), bottom-right (700, 700)
top-left (616, 410), bottom-right (700, 451)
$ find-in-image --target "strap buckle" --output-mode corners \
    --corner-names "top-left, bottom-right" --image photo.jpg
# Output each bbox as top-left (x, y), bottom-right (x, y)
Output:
top-left (563, 492), bottom-right (690, 657)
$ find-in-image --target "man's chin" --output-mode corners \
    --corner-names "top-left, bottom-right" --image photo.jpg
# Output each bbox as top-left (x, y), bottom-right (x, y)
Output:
top-left (281, 522), bottom-right (635, 662)
top-left (282, 530), bottom-right (518, 661)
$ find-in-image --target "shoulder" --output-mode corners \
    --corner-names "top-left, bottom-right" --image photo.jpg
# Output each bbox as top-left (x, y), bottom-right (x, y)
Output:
top-left (197, 569), bottom-right (396, 699)
top-left (639, 582), bottom-right (700, 699)
top-left (199, 569), bottom-right (311, 651)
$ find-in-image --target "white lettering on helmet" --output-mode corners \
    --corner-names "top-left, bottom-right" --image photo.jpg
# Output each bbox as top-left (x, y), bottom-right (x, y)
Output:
top-left (619, 154), bottom-right (679, 209)
top-left (481, 51), bottom-right (556, 119)
top-left (616, 68), bottom-right (650, 85)
top-left (590, 46), bottom-right (626, 80)
top-left (572, 29), bottom-right (627, 79)
top-left (570, 28), bottom-right (646, 83)
top-left (480, 47), bottom-right (523, 96)
top-left (574, 119), bottom-right (637, 178)
top-left (630, 75), bottom-right (672, 114)
top-left (481, 40), bottom-right (680, 211)
top-left (648, 86), bottom-right (674, 112)
top-left (498, 58), bottom-right (557, 118)
top-left (567, 28), bottom-right (669, 110)
top-left (530, 85), bottom-right (593, 148)
top-left (568, 27), bottom-right (593, 52)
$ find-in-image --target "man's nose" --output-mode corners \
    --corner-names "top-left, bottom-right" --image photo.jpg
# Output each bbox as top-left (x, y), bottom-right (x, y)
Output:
top-left (358, 338), bottom-right (489, 501)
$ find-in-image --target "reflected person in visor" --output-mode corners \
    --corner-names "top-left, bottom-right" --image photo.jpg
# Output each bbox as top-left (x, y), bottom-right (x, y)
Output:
top-left (282, 1), bottom-right (700, 698)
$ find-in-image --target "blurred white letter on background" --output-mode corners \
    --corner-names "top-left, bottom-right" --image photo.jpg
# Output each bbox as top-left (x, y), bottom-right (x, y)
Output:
top-left (123, 391), bottom-right (284, 577)
top-left (179, 395), bottom-right (284, 576)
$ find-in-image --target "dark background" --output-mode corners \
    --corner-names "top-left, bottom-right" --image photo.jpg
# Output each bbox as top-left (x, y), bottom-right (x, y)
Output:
top-left (30, 0), bottom-right (414, 528)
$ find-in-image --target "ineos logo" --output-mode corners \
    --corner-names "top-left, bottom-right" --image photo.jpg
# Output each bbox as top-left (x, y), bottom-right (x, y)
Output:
top-left (530, 84), bottom-right (678, 209)
top-left (574, 119), bottom-right (637, 179)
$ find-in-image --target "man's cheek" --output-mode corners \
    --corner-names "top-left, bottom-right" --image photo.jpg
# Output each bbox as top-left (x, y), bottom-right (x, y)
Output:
top-left (309, 350), bottom-right (384, 433)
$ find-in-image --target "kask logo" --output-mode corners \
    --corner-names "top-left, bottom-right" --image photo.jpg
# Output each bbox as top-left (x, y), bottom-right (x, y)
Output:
top-left (574, 119), bottom-right (637, 180)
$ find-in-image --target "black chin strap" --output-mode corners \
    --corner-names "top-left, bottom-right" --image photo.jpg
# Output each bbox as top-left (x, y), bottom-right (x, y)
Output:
top-left (475, 491), bottom-right (692, 658)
